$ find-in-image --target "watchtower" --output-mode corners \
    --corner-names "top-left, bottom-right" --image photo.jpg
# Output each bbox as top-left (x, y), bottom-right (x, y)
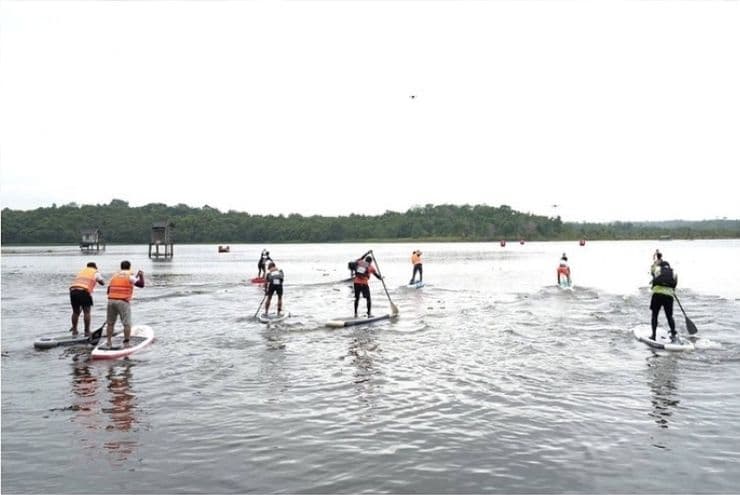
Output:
top-left (79, 227), bottom-right (105, 252)
top-left (148, 220), bottom-right (175, 259)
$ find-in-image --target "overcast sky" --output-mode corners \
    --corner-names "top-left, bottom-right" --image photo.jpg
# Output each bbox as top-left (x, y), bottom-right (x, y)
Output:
top-left (1, 0), bottom-right (738, 223)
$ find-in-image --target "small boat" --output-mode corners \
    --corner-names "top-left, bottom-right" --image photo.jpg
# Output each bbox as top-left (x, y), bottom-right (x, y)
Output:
top-left (218, 245), bottom-right (230, 253)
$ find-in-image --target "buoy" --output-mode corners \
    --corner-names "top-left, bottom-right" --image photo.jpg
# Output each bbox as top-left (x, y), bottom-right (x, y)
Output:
top-left (519, 239), bottom-right (525, 245)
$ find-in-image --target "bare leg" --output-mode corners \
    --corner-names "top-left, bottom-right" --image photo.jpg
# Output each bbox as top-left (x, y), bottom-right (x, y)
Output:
top-left (106, 322), bottom-right (114, 347)
top-left (71, 309), bottom-right (81, 334)
top-left (82, 307), bottom-right (92, 336)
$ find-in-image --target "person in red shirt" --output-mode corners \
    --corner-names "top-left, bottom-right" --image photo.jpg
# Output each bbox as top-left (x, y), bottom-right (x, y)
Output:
top-left (353, 254), bottom-right (383, 318)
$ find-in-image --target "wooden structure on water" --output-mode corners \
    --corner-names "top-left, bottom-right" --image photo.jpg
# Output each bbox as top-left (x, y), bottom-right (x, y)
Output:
top-left (79, 228), bottom-right (105, 252)
top-left (148, 220), bottom-right (175, 259)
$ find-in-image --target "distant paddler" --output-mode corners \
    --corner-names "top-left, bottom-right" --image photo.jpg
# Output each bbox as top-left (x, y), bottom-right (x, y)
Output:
top-left (409, 250), bottom-right (423, 285)
top-left (557, 253), bottom-right (572, 287)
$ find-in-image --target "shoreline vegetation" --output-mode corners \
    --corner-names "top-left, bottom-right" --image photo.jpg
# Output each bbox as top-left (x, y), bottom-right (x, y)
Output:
top-left (2, 200), bottom-right (738, 245)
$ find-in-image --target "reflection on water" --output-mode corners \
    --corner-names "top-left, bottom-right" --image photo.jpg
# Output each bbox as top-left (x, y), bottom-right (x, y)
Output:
top-left (646, 354), bottom-right (680, 433)
top-left (70, 359), bottom-right (138, 465)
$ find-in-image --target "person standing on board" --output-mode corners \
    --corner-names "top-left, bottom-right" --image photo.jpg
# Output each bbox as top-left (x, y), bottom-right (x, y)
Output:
top-left (263, 261), bottom-right (285, 316)
top-left (557, 253), bottom-right (571, 287)
top-left (105, 260), bottom-right (145, 348)
top-left (409, 250), bottom-right (423, 285)
top-left (353, 254), bottom-right (383, 318)
top-left (649, 251), bottom-right (678, 342)
top-left (69, 262), bottom-right (106, 336)
top-left (257, 249), bottom-right (272, 279)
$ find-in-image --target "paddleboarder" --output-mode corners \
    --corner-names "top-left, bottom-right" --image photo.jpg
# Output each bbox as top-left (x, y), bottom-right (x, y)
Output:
top-left (104, 260), bottom-right (145, 349)
top-left (409, 250), bottom-right (423, 285)
top-left (649, 251), bottom-right (678, 342)
top-left (353, 254), bottom-right (383, 318)
top-left (557, 253), bottom-right (571, 287)
top-left (257, 249), bottom-right (272, 279)
top-left (69, 262), bottom-right (106, 336)
top-left (263, 261), bottom-right (284, 316)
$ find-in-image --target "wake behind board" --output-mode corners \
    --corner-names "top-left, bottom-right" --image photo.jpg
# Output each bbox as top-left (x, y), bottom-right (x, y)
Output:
top-left (91, 325), bottom-right (154, 360)
top-left (633, 325), bottom-right (694, 352)
top-left (258, 312), bottom-right (288, 324)
top-left (34, 333), bottom-right (93, 350)
top-left (326, 313), bottom-right (397, 328)
top-left (558, 279), bottom-right (574, 290)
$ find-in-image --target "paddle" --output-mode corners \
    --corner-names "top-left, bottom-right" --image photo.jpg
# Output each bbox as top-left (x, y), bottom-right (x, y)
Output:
top-left (674, 294), bottom-right (698, 335)
top-left (369, 250), bottom-right (399, 315)
top-left (88, 322), bottom-right (106, 343)
top-left (254, 294), bottom-right (267, 318)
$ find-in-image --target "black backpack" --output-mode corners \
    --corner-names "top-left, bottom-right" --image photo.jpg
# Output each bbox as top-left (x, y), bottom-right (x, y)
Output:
top-left (653, 262), bottom-right (677, 288)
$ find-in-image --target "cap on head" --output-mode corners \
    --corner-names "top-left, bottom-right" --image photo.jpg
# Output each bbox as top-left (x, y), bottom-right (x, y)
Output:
top-left (87, 262), bottom-right (97, 269)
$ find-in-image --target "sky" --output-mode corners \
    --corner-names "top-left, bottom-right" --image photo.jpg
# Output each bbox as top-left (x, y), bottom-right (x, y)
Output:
top-left (1, 0), bottom-right (738, 223)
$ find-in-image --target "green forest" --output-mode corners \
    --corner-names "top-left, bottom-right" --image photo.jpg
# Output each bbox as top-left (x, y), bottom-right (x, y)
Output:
top-left (1, 200), bottom-right (738, 245)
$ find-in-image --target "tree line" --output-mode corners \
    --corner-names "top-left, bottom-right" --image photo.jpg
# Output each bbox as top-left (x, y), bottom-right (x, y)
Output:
top-left (1, 200), bottom-right (738, 245)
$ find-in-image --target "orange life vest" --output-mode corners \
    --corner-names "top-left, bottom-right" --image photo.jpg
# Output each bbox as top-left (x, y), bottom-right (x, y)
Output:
top-left (353, 259), bottom-right (373, 285)
top-left (108, 270), bottom-right (134, 302)
top-left (70, 267), bottom-right (98, 293)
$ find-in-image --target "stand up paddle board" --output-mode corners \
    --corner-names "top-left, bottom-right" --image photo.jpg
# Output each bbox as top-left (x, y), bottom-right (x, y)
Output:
top-left (34, 333), bottom-right (95, 350)
top-left (326, 312), bottom-right (398, 328)
top-left (633, 325), bottom-right (694, 352)
top-left (91, 325), bottom-right (154, 360)
top-left (258, 312), bottom-right (288, 324)
top-left (407, 281), bottom-right (425, 289)
top-left (251, 277), bottom-right (266, 284)
top-left (34, 326), bottom-right (114, 350)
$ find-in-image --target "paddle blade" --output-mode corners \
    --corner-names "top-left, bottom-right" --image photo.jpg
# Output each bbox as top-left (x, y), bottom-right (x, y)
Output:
top-left (89, 323), bottom-right (105, 342)
top-left (685, 316), bottom-right (698, 335)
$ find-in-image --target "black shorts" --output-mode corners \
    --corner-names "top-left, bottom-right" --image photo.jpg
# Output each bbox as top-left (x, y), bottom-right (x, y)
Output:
top-left (267, 284), bottom-right (283, 297)
top-left (650, 293), bottom-right (673, 312)
top-left (70, 289), bottom-right (93, 312)
top-left (354, 283), bottom-right (370, 300)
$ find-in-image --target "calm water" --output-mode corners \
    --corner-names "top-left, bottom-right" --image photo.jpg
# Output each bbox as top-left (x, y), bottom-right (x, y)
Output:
top-left (2, 240), bottom-right (739, 494)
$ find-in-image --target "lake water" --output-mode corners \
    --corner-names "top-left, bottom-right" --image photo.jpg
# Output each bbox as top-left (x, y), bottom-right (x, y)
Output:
top-left (2, 240), bottom-right (739, 493)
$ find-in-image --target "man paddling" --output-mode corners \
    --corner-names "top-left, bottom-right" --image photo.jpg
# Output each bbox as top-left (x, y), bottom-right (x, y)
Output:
top-left (263, 261), bottom-right (285, 316)
top-left (353, 254), bottom-right (383, 318)
top-left (557, 253), bottom-right (571, 287)
top-left (257, 249), bottom-right (272, 279)
top-left (69, 262), bottom-right (106, 336)
top-left (409, 250), bottom-right (423, 285)
top-left (649, 251), bottom-right (678, 342)
top-left (105, 261), bottom-right (145, 349)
